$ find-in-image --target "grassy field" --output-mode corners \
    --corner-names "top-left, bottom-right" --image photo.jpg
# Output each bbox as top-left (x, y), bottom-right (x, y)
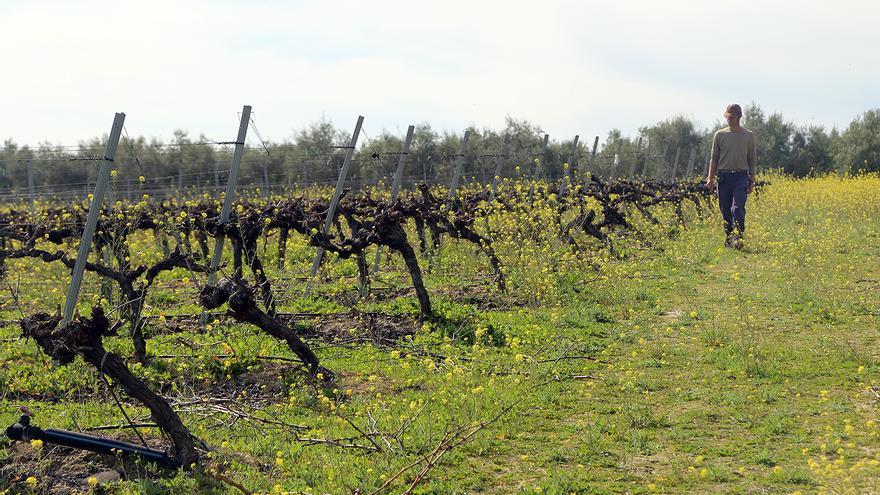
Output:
top-left (1, 174), bottom-right (879, 494)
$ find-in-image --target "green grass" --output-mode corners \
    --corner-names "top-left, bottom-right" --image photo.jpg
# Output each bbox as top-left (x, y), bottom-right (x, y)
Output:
top-left (2, 174), bottom-right (880, 494)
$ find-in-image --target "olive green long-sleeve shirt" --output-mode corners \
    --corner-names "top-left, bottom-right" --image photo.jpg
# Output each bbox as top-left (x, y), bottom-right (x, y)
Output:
top-left (711, 126), bottom-right (757, 176)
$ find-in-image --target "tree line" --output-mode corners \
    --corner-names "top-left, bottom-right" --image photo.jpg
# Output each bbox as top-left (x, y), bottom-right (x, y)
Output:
top-left (1, 103), bottom-right (877, 196)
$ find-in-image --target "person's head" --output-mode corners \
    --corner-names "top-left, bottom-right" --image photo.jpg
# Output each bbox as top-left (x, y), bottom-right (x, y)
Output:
top-left (724, 104), bottom-right (743, 127)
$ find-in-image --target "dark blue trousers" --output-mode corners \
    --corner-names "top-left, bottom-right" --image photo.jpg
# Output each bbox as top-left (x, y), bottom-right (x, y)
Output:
top-left (717, 171), bottom-right (749, 236)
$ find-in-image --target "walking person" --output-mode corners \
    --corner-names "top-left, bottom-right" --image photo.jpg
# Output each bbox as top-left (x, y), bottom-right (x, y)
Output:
top-left (705, 103), bottom-right (757, 249)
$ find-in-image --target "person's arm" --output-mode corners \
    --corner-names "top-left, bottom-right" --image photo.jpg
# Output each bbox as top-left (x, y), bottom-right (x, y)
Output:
top-left (706, 132), bottom-right (719, 189)
top-left (706, 159), bottom-right (718, 189)
top-left (747, 133), bottom-right (757, 193)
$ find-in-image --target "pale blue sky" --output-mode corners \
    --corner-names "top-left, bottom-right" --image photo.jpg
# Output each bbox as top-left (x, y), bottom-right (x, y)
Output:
top-left (1, 0), bottom-right (877, 146)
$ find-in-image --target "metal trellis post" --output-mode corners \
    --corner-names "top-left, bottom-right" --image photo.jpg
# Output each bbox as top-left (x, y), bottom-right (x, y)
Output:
top-left (489, 136), bottom-right (510, 200)
top-left (580, 136), bottom-right (600, 182)
top-left (447, 130), bottom-right (471, 199)
top-left (62, 112), bottom-right (126, 325)
top-left (101, 167), bottom-right (115, 305)
top-left (528, 134), bottom-right (550, 202)
top-left (200, 105), bottom-right (252, 324)
top-left (533, 133), bottom-right (549, 180)
top-left (610, 140), bottom-right (623, 179)
top-left (199, 105), bottom-right (251, 325)
top-left (670, 146), bottom-right (682, 180)
top-left (685, 147), bottom-right (697, 178)
top-left (304, 115), bottom-right (364, 296)
top-left (177, 159), bottom-right (183, 205)
top-left (262, 160), bottom-right (269, 198)
top-left (561, 134), bottom-right (579, 194)
top-left (704, 146), bottom-right (712, 177)
top-left (657, 144), bottom-right (669, 179)
top-left (371, 124), bottom-right (415, 275)
top-left (208, 105), bottom-right (251, 277)
top-left (26, 158), bottom-right (35, 208)
top-left (640, 139), bottom-right (652, 177)
top-left (629, 137), bottom-right (642, 178)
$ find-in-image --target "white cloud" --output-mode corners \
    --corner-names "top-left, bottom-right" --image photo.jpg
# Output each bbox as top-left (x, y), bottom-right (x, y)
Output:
top-left (1, 0), bottom-right (878, 145)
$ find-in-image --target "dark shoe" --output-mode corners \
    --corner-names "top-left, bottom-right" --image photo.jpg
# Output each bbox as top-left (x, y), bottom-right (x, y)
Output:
top-left (725, 234), bottom-right (735, 248)
top-left (731, 234), bottom-right (744, 250)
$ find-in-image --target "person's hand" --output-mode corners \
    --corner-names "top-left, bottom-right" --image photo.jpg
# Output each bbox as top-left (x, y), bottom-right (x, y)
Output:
top-left (705, 176), bottom-right (716, 190)
top-left (747, 177), bottom-right (755, 194)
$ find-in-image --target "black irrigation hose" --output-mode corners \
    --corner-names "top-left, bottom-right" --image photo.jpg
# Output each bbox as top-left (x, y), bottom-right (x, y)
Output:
top-left (6, 415), bottom-right (181, 469)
